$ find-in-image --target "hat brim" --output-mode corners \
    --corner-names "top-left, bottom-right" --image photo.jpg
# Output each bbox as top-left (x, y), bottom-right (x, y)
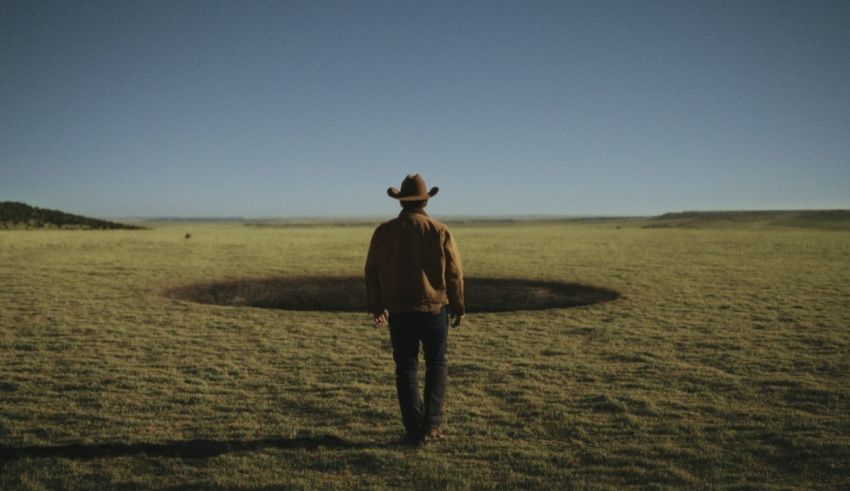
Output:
top-left (387, 186), bottom-right (439, 201)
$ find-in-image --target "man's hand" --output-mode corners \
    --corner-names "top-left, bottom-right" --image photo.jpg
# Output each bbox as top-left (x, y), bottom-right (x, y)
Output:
top-left (450, 313), bottom-right (464, 328)
top-left (372, 309), bottom-right (389, 327)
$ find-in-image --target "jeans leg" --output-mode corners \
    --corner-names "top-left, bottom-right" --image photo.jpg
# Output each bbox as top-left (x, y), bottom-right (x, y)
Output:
top-left (422, 309), bottom-right (449, 431)
top-left (389, 315), bottom-right (424, 438)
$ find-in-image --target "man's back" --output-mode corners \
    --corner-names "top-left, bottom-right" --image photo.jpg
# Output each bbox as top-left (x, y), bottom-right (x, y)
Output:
top-left (365, 209), bottom-right (464, 316)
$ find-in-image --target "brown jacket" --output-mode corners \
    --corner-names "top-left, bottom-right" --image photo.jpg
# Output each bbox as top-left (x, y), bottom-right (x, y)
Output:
top-left (365, 209), bottom-right (464, 316)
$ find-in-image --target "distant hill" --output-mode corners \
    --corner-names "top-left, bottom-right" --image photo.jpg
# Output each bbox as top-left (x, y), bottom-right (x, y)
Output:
top-left (645, 210), bottom-right (850, 231)
top-left (0, 202), bottom-right (144, 230)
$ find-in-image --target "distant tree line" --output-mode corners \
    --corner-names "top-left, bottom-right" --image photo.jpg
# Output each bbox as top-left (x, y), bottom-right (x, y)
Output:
top-left (0, 201), bottom-right (144, 230)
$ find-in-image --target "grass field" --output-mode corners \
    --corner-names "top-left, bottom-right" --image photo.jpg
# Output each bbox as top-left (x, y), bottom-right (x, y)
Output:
top-left (1, 218), bottom-right (849, 489)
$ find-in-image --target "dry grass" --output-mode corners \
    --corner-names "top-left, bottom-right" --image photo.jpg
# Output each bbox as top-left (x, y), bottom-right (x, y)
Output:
top-left (1, 220), bottom-right (849, 489)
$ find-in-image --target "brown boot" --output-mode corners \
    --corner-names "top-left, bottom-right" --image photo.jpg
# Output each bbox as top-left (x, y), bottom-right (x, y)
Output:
top-left (424, 428), bottom-right (446, 441)
top-left (402, 429), bottom-right (424, 447)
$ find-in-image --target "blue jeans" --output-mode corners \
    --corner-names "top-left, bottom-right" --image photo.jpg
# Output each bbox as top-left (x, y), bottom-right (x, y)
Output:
top-left (388, 308), bottom-right (449, 439)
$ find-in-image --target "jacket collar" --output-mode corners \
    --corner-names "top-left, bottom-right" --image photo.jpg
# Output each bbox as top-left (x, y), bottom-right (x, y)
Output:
top-left (399, 209), bottom-right (429, 218)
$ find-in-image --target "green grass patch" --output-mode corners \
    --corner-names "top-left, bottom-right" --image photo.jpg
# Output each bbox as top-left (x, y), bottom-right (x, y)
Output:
top-left (1, 221), bottom-right (849, 488)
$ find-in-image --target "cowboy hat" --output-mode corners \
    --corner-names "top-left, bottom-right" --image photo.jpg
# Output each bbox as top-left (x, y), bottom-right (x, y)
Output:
top-left (387, 174), bottom-right (439, 201)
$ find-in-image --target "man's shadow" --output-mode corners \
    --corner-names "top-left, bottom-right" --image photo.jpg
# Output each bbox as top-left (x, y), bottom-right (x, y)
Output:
top-left (0, 434), bottom-right (399, 468)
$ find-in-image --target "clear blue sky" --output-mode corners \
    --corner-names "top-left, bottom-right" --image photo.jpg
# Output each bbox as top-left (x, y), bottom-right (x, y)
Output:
top-left (2, 1), bottom-right (848, 218)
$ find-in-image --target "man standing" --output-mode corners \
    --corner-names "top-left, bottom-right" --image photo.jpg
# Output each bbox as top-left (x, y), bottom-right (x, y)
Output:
top-left (365, 174), bottom-right (464, 446)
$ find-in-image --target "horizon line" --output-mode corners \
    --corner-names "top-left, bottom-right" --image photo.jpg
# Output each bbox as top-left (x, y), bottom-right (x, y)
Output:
top-left (108, 208), bottom-right (850, 222)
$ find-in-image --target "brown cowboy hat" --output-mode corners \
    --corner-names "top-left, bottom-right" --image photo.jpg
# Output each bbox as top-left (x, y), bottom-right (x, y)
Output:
top-left (387, 174), bottom-right (439, 201)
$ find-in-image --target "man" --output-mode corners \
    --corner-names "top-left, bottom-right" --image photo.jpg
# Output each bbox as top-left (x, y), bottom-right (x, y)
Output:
top-left (365, 174), bottom-right (464, 446)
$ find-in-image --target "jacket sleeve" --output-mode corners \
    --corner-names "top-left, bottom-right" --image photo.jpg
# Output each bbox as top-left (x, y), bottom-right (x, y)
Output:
top-left (364, 227), bottom-right (384, 316)
top-left (444, 229), bottom-right (465, 315)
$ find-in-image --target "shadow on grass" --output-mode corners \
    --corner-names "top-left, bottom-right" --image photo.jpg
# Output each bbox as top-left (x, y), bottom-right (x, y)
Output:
top-left (0, 435), bottom-right (386, 465)
top-left (166, 276), bottom-right (619, 313)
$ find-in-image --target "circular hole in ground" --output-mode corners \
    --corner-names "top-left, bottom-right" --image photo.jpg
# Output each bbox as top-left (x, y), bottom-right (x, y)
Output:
top-left (166, 276), bottom-right (619, 313)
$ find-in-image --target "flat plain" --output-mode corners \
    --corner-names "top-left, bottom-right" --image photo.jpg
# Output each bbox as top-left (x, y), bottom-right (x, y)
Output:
top-left (1, 217), bottom-right (849, 489)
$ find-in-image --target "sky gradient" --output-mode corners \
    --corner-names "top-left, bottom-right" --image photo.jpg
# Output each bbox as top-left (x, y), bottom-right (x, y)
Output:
top-left (2, 0), bottom-right (849, 218)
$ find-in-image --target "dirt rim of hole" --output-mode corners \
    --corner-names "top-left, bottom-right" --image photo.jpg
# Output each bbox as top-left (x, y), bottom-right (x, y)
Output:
top-left (165, 276), bottom-right (620, 313)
